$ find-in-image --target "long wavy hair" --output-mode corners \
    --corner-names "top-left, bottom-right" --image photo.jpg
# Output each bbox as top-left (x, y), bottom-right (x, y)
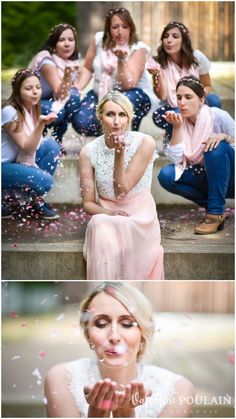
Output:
top-left (103, 7), bottom-right (139, 50)
top-left (40, 23), bottom-right (79, 60)
top-left (3, 69), bottom-right (41, 132)
top-left (157, 21), bottom-right (198, 69)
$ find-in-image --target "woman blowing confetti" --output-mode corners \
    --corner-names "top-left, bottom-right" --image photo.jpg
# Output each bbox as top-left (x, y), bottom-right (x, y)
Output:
top-left (79, 91), bottom-right (164, 280)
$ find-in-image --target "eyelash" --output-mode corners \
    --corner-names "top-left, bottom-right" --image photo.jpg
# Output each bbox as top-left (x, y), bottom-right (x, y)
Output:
top-left (95, 321), bottom-right (135, 328)
top-left (59, 38), bottom-right (74, 42)
top-left (106, 113), bottom-right (126, 117)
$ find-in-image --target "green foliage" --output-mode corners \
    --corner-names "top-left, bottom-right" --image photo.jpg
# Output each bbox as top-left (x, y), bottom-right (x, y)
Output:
top-left (2, 1), bottom-right (77, 68)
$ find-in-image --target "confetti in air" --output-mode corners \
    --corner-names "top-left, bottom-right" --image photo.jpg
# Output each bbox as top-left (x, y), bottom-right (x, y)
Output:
top-left (32, 368), bottom-right (42, 381)
top-left (227, 350), bottom-right (235, 364)
top-left (39, 350), bottom-right (47, 359)
top-left (56, 313), bottom-right (65, 321)
top-left (9, 311), bottom-right (18, 318)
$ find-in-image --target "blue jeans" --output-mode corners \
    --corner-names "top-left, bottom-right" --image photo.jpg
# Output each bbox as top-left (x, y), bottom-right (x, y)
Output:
top-left (72, 88), bottom-right (151, 136)
top-left (158, 141), bottom-right (234, 214)
top-left (41, 87), bottom-right (81, 141)
top-left (2, 138), bottom-right (60, 199)
top-left (153, 93), bottom-right (222, 139)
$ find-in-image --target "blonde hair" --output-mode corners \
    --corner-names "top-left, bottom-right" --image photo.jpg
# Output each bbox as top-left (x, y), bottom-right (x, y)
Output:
top-left (96, 91), bottom-right (134, 128)
top-left (79, 282), bottom-right (155, 360)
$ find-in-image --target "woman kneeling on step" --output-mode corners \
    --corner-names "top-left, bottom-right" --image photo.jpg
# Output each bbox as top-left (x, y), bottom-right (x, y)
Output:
top-left (158, 76), bottom-right (234, 235)
top-left (1, 69), bottom-right (60, 220)
top-left (79, 91), bottom-right (164, 280)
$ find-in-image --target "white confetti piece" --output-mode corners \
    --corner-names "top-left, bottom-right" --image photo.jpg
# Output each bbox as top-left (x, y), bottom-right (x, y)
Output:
top-left (50, 329), bottom-right (60, 338)
top-left (56, 313), bottom-right (65, 321)
top-left (32, 368), bottom-right (42, 381)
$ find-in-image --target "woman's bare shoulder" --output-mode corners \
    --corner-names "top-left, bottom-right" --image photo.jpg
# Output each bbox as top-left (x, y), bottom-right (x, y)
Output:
top-left (45, 363), bottom-right (70, 393)
top-left (139, 133), bottom-right (156, 151)
top-left (45, 363), bottom-right (81, 417)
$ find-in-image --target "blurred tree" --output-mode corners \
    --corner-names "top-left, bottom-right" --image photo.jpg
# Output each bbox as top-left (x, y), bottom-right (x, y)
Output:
top-left (2, 1), bottom-right (76, 68)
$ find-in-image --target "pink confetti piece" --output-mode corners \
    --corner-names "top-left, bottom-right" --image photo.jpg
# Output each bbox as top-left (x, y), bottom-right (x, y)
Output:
top-left (39, 350), bottom-right (47, 359)
top-left (227, 350), bottom-right (234, 364)
top-left (42, 397), bottom-right (48, 405)
top-left (10, 243), bottom-right (17, 248)
top-left (9, 311), bottom-right (18, 318)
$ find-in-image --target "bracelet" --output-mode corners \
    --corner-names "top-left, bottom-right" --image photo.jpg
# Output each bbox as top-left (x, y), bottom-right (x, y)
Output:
top-left (225, 135), bottom-right (232, 144)
top-left (118, 56), bottom-right (127, 62)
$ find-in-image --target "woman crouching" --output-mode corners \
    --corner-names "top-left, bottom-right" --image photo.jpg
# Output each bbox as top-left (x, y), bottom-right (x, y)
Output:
top-left (158, 75), bottom-right (234, 234)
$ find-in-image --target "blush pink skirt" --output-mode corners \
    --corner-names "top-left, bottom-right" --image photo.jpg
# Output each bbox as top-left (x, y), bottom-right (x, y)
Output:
top-left (83, 188), bottom-right (164, 280)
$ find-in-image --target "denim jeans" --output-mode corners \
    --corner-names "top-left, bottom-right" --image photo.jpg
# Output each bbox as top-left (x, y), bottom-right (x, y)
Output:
top-left (158, 141), bottom-right (234, 214)
top-left (72, 88), bottom-right (151, 136)
top-left (153, 93), bottom-right (222, 139)
top-left (41, 87), bottom-right (81, 141)
top-left (2, 138), bottom-right (60, 199)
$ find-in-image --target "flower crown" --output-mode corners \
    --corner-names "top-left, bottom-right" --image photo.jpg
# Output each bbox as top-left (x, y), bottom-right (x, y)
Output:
top-left (105, 7), bottom-right (128, 19)
top-left (49, 23), bottom-right (76, 37)
top-left (179, 77), bottom-right (204, 89)
top-left (167, 21), bottom-right (189, 34)
top-left (11, 69), bottom-right (40, 88)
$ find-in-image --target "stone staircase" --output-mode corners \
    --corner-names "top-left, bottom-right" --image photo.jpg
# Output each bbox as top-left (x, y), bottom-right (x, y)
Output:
top-left (2, 143), bottom-right (234, 280)
top-left (2, 63), bottom-right (235, 281)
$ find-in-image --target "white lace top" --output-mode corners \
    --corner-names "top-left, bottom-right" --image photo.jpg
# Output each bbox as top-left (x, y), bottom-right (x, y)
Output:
top-left (67, 358), bottom-right (182, 417)
top-left (83, 131), bottom-right (157, 199)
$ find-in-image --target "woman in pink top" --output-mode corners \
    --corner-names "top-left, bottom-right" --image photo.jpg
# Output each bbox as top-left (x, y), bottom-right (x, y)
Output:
top-left (148, 21), bottom-right (221, 148)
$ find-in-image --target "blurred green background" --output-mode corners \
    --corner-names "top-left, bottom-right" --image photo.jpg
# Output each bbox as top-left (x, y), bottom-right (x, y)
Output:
top-left (2, 2), bottom-right (76, 69)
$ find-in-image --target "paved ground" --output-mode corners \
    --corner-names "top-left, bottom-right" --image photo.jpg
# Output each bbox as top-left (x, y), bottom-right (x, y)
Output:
top-left (2, 205), bottom-right (234, 246)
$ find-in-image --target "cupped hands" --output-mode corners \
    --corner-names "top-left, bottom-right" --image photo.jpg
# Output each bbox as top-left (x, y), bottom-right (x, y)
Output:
top-left (163, 110), bottom-right (182, 127)
top-left (84, 379), bottom-right (152, 417)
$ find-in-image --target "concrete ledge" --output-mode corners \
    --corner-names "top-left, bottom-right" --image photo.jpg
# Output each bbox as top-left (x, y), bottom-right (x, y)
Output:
top-left (46, 155), bottom-right (235, 207)
top-left (2, 240), bottom-right (234, 281)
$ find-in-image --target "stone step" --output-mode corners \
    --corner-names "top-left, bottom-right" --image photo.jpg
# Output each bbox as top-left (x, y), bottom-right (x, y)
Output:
top-left (46, 152), bottom-right (197, 206)
top-left (2, 206), bottom-right (234, 281)
top-left (46, 147), bottom-right (234, 208)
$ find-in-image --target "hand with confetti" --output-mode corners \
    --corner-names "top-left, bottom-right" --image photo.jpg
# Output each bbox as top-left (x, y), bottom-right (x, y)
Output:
top-left (39, 112), bottom-right (58, 124)
top-left (163, 110), bottom-right (182, 128)
top-left (84, 379), bottom-right (120, 416)
top-left (84, 379), bottom-right (152, 417)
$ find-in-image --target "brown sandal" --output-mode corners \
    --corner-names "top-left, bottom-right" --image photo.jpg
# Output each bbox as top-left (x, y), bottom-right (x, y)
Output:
top-left (194, 214), bottom-right (226, 235)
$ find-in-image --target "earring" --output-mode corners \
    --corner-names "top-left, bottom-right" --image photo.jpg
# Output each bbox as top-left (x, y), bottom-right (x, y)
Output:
top-left (89, 343), bottom-right (95, 350)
